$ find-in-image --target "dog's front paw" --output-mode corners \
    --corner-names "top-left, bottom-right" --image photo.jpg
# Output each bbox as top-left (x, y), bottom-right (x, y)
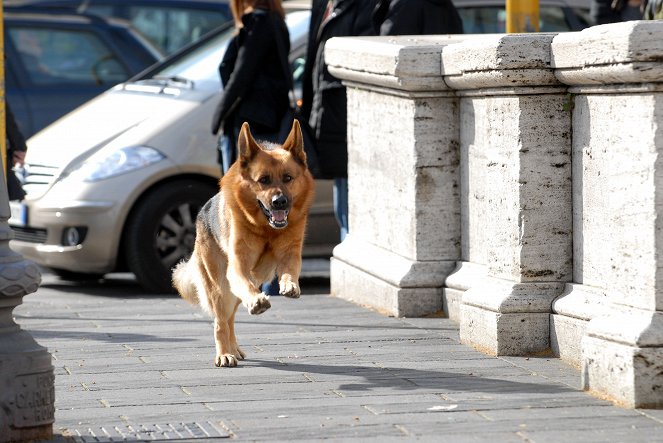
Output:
top-left (279, 280), bottom-right (300, 298)
top-left (215, 353), bottom-right (238, 367)
top-left (233, 346), bottom-right (246, 360)
top-left (247, 294), bottom-right (271, 315)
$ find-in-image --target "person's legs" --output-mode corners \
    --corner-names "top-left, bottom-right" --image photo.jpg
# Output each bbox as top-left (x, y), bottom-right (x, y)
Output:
top-left (219, 129), bottom-right (238, 175)
top-left (333, 177), bottom-right (348, 241)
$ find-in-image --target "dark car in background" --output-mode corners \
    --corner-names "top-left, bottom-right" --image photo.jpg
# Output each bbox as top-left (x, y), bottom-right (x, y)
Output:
top-left (5, 0), bottom-right (232, 55)
top-left (5, 10), bottom-right (163, 137)
top-left (455, 0), bottom-right (591, 33)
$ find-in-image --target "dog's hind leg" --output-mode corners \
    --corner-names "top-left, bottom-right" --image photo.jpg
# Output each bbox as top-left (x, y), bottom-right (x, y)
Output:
top-left (198, 245), bottom-right (248, 367)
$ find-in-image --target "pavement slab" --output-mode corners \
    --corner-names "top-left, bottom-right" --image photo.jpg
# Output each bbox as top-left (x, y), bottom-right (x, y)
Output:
top-left (12, 272), bottom-right (663, 442)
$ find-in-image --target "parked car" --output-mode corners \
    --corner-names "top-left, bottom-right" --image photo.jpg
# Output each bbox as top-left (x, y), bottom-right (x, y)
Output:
top-left (9, 10), bottom-right (339, 293)
top-left (454, 0), bottom-right (591, 33)
top-left (5, 0), bottom-right (233, 55)
top-left (5, 9), bottom-right (163, 138)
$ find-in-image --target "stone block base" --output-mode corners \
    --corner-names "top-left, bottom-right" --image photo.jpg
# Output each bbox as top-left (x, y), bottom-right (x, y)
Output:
top-left (582, 336), bottom-right (663, 408)
top-left (550, 314), bottom-right (586, 367)
top-left (460, 304), bottom-right (551, 355)
top-left (330, 237), bottom-right (456, 317)
top-left (331, 257), bottom-right (445, 317)
top-left (442, 287), bottom-right (463, 323)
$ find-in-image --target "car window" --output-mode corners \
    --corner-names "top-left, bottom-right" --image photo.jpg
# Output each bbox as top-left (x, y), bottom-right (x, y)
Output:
top-left (153, 28), bottom-right (233, 82)
top-left (458, 6), bottom-right (573, 33)
top-left (8, 26), bottom-right (129, 85)
top-left (126, 6), bottom-right (230, 54)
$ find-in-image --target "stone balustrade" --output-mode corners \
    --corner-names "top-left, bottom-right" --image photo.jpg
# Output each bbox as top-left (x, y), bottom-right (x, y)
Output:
top-left (325, 20), bottom-right (663, 409)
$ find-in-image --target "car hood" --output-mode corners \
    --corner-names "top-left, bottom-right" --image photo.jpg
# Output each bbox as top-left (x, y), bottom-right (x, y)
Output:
top-left (26, 90), bottom-right (202, 169)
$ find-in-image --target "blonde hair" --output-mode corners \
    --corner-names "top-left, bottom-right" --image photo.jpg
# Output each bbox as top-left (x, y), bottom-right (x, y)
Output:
top-left (230, 0), bottom-right (285, 28)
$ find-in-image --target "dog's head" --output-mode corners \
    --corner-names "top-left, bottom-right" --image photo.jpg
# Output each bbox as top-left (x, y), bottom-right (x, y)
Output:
top-left (232, 120), bottom-right (314, 230)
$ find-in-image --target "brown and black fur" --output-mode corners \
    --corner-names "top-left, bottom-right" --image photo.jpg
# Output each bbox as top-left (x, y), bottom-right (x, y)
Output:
top-left (172, 120), bottom-right (315, 367)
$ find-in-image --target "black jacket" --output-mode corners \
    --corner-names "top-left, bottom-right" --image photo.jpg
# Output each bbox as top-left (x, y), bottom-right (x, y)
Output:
top-left (301, 0), bottom-right (375, 179)
top-left (211, 9), bottom-right (290, 135)
top-left (373, 0), bottom-right (464, 35)
top-left (6, 105), bottom-right (27, 201)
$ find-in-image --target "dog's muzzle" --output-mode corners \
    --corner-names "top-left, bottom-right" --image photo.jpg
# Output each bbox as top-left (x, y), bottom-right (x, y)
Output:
top-left (258, 194), bottom-right (289, 229)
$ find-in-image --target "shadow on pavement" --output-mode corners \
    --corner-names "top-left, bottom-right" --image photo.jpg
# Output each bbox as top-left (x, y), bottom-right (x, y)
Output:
top-left (39, 272), bottom-right (330, 298)
top-left (249, 358), bottom-right (577, 395)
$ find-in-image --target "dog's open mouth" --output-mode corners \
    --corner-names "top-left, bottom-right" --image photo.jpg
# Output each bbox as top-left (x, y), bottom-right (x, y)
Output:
top-left (258, 201), bottom-right (289, 229)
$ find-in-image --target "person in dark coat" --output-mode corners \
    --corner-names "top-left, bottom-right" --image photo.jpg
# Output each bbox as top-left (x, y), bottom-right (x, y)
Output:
top-left (372, 0), bottom-right (464, 35)
top-left (5, 104), bottom-right (27, 201)
top-left (300, 0), bottom-right (375, 241)
top-left (590, 0), bottom-right (644, 24)
top-left (211, 0), bottom-right (290, 173)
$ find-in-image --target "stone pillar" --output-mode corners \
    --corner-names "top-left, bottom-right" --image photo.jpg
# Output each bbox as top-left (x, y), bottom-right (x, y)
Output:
top-left (0, 163), bottom-right (51, 440)
top-left (441, 35), bottom-right (573, 355)
top-left (552, 21), bottom-right (663, 408)
top-left (325, 35), bottom-right (467, 317)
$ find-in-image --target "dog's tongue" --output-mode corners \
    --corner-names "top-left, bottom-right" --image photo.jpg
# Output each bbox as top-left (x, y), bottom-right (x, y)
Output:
top-left (272, 210), bottom-right (287, 223)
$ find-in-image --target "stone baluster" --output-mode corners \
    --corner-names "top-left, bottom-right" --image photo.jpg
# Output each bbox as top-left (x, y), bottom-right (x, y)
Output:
top-left (325, 35), bottom-right (470, 317)
top-left (0, 163), bottom-right (52, 440)
top-left (551, 21), bottom-right (663, 408)
top-left (441, 34), bottom-right (573, 355)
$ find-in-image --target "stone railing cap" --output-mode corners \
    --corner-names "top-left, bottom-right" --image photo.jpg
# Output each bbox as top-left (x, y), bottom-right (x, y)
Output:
top-left (441, 33), bottom-right (557, 76)
top-left (325, 35), bottom-right (471, 78)
top-left (551, 20), bottom-right (663, 69)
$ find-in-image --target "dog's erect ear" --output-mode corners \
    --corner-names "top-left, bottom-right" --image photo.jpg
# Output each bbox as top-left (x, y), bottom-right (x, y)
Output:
top-left (237, 122), bottom-right (262, 164)
top-left (282, 119), bottom-right (307, 166)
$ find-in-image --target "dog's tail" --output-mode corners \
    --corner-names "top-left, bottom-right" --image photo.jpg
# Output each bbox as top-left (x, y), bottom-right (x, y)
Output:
top-left (172, 257), bottom-right (199, 305)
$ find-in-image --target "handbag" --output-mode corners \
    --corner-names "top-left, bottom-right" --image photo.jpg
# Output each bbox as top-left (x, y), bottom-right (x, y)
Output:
top-left (273, 15), bottom-right (322, 178)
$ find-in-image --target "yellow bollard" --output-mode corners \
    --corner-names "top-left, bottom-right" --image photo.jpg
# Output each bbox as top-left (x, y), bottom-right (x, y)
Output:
top-left (506, 0), bottom-right (540, 33)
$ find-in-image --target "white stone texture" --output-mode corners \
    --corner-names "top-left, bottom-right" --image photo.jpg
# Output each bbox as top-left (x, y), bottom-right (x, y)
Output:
top-left (460, 305), bottom-right (551, 356)
top-left (443, 262), bottom-right (488, 322)
top-left (582, 336), bottom-right (663, 408)
top-left (328, 36), bottom-right (463, 317)
top-left (441, 33), bottom-right (572, 356)
top-left (462, 94), bottom-right (572, 282)
top-left (326, 35), bottom-right (482, 92)
top-left (550, 314), bottom-right (586, 367)
top-left (572, 93), bottom-right (662, 312)
top-left (346, 88), bottom-right (460, 260)
top-left (330, 255), bottom-right (448, 318)
top-left (552, 21), bottom-right (663, 86)
top-left (549, 20), bottom-right (663, 408)
top-left (442, 34), bottom-right (559, 90)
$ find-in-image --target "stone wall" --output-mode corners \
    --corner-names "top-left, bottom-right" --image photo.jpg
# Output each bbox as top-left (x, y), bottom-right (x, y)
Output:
top-left (326, 21), bottom-right (663, 408)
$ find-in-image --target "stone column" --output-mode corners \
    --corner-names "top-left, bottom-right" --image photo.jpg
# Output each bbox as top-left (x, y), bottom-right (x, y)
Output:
top-left (0, 163), bottom-right (52, 440)
top-left (552, 21), bottom-right (663, 408)
top-left (441, 34), bottom-right (573, 355)
top-left (325, 35), bottom-right (468, 317)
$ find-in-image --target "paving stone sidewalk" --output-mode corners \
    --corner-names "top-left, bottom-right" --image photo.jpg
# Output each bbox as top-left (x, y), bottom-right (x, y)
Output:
top-left (13, 272), bottom-right (663, 442)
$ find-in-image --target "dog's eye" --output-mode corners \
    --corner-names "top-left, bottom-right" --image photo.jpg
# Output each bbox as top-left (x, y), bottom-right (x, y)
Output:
top-left (283, 174), bottom-right (293, 183)
top-left (258, 176), bottom-right (271, 185)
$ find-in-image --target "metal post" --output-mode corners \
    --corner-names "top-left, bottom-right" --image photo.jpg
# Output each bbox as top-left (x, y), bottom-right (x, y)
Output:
top-left (506, 0), bottom-right (540, 33)
top-left (0, 1), bottom-right (53, 440)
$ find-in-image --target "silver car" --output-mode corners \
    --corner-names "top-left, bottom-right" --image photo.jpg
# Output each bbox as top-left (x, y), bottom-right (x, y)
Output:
top-left (10, 10), bottom-right (338, 293)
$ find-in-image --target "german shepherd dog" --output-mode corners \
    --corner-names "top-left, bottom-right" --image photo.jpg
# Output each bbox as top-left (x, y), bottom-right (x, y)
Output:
top-left (172, 120), bottom-right (315, 367)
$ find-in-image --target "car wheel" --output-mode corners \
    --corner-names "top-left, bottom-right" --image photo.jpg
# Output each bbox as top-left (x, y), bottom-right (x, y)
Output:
top-left (124, 180), bottom-right (217, 293)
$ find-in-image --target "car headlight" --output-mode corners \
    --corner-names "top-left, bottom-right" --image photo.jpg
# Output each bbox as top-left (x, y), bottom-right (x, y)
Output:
top-left (67, 146), bottom-right (166, 182)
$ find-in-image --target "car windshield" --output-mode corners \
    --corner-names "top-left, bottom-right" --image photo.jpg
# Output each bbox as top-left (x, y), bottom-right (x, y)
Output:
top-left (150, 26), bottom-right (235, 85)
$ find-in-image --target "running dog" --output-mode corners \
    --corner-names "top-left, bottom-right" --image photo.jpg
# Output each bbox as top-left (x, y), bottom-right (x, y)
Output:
top-left (172, 120), bottom-right (315, 367)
